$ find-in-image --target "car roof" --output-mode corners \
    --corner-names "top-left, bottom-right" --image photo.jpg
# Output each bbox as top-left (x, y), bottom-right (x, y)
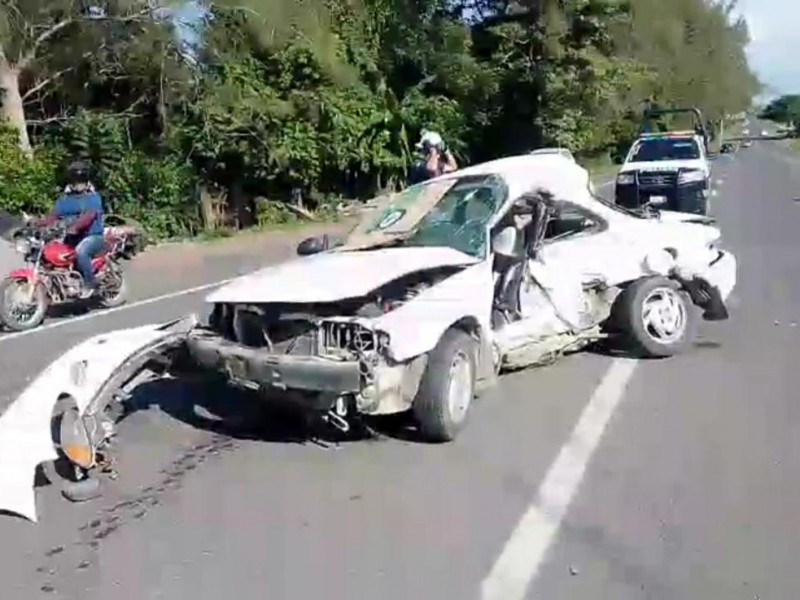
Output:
top-left (530, 147), bottom-right (572, 155)
top-left (427, 153), bottom-right (591, 211)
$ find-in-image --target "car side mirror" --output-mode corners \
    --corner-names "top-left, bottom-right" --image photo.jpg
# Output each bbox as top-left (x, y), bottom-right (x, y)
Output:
top-left (296, 235), bottom-right (329, 256)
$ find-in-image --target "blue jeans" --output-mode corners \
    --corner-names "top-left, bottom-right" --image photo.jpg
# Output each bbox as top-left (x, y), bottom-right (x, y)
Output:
top-left (74, 235), bottom-right (105, 287)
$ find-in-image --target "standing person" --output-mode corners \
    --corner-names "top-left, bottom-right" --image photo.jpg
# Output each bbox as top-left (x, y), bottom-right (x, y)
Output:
top-left (39, 161), bottom-right (105, 298)
top-left (409, 130), bottom-right (459, 184)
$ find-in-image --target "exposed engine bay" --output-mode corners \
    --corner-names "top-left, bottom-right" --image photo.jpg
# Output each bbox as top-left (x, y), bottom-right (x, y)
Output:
top-left (207, 266), bottom-right (462, 361)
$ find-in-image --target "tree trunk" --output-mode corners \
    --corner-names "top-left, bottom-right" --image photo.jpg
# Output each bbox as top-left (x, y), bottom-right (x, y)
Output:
top-left (0, 65), bottom-right (32, 156)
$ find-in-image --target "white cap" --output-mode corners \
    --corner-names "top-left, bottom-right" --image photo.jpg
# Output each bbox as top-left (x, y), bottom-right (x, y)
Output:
top-left (415, 129), bottom-right (444, 150)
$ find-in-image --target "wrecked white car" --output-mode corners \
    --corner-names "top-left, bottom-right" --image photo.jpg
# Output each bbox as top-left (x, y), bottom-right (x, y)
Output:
top-left (0, 153), bottom-right (737, 521)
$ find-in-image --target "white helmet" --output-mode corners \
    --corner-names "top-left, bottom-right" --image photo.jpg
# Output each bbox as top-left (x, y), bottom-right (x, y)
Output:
top-left (415, 129), bottom-right (445, 151)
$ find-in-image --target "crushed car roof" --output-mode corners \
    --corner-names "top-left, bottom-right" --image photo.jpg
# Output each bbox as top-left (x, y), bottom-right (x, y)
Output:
top-left (432, 153), bottom-right (591, 209)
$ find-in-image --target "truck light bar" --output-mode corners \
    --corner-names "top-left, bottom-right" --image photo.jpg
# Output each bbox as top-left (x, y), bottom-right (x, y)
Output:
top-left (639, 130), bottom-right (697, 139)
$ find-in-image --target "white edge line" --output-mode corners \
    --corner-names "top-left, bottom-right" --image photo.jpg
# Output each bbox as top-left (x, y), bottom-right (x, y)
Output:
top-left (481, 357), bottom-right (639, 600)
top-left (0, 278), bottom-right (235, 345)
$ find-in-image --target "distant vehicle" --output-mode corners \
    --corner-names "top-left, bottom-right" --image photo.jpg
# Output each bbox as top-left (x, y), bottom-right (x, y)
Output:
top-left (615, 131), bottom-right (711, 215)
top-left (529, 147), bottom-right (576, 162)
top-left (761, 129), bottom-right (769, 137)
top-left (742, 140), bottom-right (753, 148)
top-left (615, 106), bottom-right (712, 216)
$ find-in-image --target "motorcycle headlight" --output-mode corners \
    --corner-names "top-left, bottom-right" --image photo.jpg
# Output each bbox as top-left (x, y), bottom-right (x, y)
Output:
top-left (14, 238), bottom-right (30, 255)
top-left (616, 173), bottom-right (635, 185)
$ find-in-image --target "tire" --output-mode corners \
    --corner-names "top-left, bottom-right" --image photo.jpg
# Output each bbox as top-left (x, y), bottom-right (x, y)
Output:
top-left (614, 276), bottom-right (698, 358)
top-left (41, 397), bottom-right (86, 488)
top-left (98, 264), bottom-right (128, 308)
top-left (0, 277), bottom-right (48, 332)
top-left (412, 328), bottom-right (477, 443)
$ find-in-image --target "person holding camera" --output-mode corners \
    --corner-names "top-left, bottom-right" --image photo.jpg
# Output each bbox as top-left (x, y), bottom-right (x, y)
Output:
top-left (409, 130), bottom-right (459, 185)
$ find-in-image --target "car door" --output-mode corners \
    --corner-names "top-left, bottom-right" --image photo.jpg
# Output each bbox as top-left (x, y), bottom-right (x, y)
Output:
top-left (519, 200), bottom-right (617, 330)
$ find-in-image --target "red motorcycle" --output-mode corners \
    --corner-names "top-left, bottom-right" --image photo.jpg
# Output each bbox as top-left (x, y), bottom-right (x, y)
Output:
top-left (0, 221), bottom-right (129, 331)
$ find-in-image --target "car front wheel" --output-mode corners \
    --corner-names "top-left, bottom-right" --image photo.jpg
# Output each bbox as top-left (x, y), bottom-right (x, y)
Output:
top-left (413, 328), bottom-right (477, 442)
top-left (615, 276), bottom-right (698, 358)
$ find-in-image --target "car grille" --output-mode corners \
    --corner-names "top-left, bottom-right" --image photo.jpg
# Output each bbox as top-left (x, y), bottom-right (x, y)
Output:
top-left (637, 171), bottom-right (677, 188)
top-left (322, 322), bottom-right (378, 354)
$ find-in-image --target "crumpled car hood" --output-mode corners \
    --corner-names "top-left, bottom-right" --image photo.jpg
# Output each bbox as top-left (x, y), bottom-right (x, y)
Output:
top-left (205, 246), bottom-right (480, 304)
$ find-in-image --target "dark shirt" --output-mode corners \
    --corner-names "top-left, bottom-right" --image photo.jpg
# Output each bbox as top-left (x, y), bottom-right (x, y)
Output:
top-left (409, 161), bottom-right (435, 185)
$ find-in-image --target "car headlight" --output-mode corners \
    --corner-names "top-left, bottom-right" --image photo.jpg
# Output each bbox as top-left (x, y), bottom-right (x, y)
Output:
top-left (14, 238), bottom-right (30, 255)
top-left (616, 173), bottom-right (635, 185)
top-left (678, 169), bottom-right (706, 184)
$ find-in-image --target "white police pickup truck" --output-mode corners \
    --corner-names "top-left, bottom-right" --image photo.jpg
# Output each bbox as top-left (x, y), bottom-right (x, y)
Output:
top-left (614, 130), bottom-right (711, 216)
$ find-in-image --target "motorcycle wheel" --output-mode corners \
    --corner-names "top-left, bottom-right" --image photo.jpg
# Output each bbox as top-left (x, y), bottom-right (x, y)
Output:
top-left (0, 278), bottom-right (48, 331)
top-left (97, 264), bottom-right (128, 308)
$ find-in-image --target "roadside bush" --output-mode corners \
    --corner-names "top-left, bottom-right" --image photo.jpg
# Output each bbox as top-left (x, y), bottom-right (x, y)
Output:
top-left (0, 126), bottom-right (61, 216)
top-left (104, 152), bottom-right (200, 240)
top-left (254, 198), bottom-right (300, 227)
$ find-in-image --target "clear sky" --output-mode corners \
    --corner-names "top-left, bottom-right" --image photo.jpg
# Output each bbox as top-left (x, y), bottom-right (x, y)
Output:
top-left (736, 0), bottom-right (798, 98)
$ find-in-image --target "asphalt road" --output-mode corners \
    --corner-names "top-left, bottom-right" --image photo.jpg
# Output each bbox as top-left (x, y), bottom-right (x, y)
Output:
top-left (0, 140), bottom-right (798, 599)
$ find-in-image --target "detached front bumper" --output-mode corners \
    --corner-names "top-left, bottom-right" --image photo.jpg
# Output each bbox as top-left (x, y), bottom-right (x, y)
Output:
top-left (678, 249), bottom-right (737, 321)
top-left (705, 249), bottom-right (737, 302)
top-left (186, 330), bottom-right (362, 400)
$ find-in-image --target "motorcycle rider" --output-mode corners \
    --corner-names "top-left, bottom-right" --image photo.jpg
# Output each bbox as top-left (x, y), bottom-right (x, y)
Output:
top-left (409, 130), bottom-right (459, 184)
top-left (39, 161), bottom-right (105, 298)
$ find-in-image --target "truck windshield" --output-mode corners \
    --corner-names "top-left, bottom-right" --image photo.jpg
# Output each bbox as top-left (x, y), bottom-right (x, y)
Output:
top-left (630, 138), bottom-right (701, 162)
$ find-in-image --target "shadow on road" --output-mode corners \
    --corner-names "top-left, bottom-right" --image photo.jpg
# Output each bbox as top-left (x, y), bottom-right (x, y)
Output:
top-left (584, 339), bottom-right (639, 360)
top-left (119, 376), bottom-right (421, 447)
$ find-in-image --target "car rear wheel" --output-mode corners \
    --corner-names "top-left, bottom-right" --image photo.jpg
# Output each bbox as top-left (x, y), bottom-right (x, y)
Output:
top-left (614, 276), bottom-right (698, 358)
top-left (97, 264), bottom-right (128, 308)
top-left (413, 328), bottom-right (477, 442)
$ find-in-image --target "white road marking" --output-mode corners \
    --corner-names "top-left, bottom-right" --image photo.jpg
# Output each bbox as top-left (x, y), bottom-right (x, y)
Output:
top-left (481, 357), bottom-right (640, 600)
top-left (0, 278), bottom-right (234, 345)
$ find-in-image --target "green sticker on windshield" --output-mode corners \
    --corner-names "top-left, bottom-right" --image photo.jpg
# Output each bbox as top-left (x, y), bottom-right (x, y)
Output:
top-left (374, 208), bottom-right (406, 230)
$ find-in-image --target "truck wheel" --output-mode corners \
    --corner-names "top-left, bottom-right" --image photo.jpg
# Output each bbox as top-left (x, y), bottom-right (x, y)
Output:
top-left (614, 276), bottom-right (697, 358)
top-left (413, 328), bottom-right (477, 442)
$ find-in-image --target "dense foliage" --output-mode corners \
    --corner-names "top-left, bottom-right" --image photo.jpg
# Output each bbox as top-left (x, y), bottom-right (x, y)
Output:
top-left (0, 0), bottom-right (759, 238)
top-left (760, 95), bottom-right (800, 132)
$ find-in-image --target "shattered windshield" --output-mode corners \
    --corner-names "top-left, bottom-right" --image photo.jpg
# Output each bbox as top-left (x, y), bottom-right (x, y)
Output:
top-left (339, 174), bottom-right (507, 258)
